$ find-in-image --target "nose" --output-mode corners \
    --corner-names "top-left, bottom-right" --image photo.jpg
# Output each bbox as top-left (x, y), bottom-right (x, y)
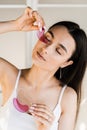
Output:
top-left (41, 44), bottom-right (52, 54)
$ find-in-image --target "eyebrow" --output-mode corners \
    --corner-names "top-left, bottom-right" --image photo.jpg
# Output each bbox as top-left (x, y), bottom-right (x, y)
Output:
top-left (48, 30), bottom-right (54, 38)
top-left (59, 44), bottom-right (67, 53)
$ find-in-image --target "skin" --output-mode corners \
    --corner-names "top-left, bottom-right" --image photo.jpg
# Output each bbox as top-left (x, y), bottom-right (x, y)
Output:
top-left (0, 7), bottom-right (77, 130)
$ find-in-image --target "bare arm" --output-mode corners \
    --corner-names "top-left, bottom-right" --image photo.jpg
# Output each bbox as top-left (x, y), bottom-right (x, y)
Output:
top-left (0, 20), bottom-right (18, 34)
top-left (0, 6), bottom-right (45, 74)
top-left (58, 87), bottom-right (77, 130)
top-left (0, 7), bottom-right (45, 80)
top-left (0, 7), bottom-right (45, 104)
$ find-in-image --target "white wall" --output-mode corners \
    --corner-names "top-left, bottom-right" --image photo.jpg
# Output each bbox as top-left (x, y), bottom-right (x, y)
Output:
top-left (0, 0), bottom-right (26, 4)
top-left (39, 0), bottom-right (87, 4)
top-left (0, 8), bottom-right (27, 69)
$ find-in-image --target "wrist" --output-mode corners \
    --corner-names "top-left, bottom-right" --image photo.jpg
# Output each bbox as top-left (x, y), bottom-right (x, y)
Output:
top-left (11, 20), bottom-right (20, 31)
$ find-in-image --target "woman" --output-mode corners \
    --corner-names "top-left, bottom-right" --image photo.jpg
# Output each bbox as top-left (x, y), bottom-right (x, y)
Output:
top-left (0, 7), bottom-right (87, 130)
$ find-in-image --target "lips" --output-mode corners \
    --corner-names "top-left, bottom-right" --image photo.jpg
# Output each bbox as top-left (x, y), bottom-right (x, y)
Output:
top-left (37, 51), bottom-right (46, 61)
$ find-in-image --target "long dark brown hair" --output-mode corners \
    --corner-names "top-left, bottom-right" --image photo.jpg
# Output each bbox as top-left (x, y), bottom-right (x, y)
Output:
top-left (49, 21), bottom-right (87, 116)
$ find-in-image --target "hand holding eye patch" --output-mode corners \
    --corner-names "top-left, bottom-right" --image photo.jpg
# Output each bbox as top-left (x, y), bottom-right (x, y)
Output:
top-left (15, 7), bottom-right (45, 32)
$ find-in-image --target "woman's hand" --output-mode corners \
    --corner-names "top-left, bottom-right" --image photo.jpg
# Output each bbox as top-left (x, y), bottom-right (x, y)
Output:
top-left (0, 7), bottom-right (45, 34)
top-left (15, 7), bottom-right (45, 31)
top-left (29, 104), bottom-right (55, 130)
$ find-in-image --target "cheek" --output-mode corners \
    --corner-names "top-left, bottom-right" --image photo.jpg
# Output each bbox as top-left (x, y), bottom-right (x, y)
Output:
top-left (33, 40), bottom-right (44, 52)
top-left (46, 56), bottom-right (60, 70)
top-left (47, 55), bottom-right (68, 70)
top-left (32, 44), bottom-right (40, 56)
top-left (33, 41), bottom-right (39, 50)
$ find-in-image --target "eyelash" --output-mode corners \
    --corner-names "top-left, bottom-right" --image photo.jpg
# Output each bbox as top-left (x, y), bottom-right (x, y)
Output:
top-left (43, 35), bottom-right (62, 55)
top-left (56, 48), bottom-right (62, 55)
top-left (45, 35), bottom-right (51, 43)
top-left (45, 37), bottom-right (62, 55)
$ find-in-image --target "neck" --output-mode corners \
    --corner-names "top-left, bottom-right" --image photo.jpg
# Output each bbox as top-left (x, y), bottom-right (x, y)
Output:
top-left (26, 64), bottom-right (57, 89)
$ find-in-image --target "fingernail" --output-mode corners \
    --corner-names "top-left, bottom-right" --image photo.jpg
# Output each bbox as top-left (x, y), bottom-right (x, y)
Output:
top-left (32, 113), bottom-right (35, 116)
top-left (38, 21), bottom-right (41, 27)
top-left (38, 22), bottom-right (42, 32)
top-left (39, 27), bottom-right (42, 32)
top-left (30, 106), bottom-right (35, 110)
top-left (32, 104), bottom-right (37, 107)
top-left (29, 109), bottom-right (33, 113)
top-left (43, 26), bottom-right (46, 30)
top-left (34, 21), bottom-right (38, 26)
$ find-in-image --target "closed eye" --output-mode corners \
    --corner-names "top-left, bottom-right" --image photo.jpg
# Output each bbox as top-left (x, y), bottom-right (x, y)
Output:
top-left (43, 35), bottom-right (51, 44)
top-left (56, 48), bottom-right (62, 55)
top-left (43, 31), bottom-right (53, 44)
top-left (45, 36), bottom-right (51, 42)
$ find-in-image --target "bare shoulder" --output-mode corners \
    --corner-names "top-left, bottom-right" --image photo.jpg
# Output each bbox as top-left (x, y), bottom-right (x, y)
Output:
top-left (62, 86), bottom-right (77, 111)
top-left (65, 86), bottom-right (77, 99)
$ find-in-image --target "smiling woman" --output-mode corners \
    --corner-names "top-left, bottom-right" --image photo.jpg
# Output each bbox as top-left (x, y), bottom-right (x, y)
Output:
top-left (0, 7), bottom-right (87, 130)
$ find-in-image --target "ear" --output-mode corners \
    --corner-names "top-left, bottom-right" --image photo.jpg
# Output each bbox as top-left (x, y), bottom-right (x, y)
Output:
top-left (60, 60), bottom-right (73, 68)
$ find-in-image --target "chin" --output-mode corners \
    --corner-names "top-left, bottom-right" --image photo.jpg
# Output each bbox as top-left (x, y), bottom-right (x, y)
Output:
top-left (32, 60), bottom-right (53, 72)
top-left (32, 58), bottom-right (43, 68)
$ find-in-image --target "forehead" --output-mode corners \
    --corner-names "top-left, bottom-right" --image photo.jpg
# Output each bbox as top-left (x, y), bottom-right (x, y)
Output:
top-left (48, 26), bottom-right (76, 55)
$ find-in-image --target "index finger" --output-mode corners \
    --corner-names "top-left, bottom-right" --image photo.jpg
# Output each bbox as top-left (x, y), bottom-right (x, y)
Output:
top-left (32, 104), bottom-right (52, 112)
top-left (32, 11), bottom-right (45, 30)
top-left (25, 7), bottom-right (33, 17)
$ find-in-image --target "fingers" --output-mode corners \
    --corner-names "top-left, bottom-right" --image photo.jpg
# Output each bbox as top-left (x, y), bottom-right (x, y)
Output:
top-left (25, 7), bottom-right (45, 31)
top-left (18, 7), bottom-right (45, 31)
top-left (33, 114), bottom-right (52, 127)
top-left (24, 7), bottom-right (33, 18)
top-left (32, 104), bottom-right (53, 118)
top-left (32, 11), bottom-right (45, 31)
top-left (28, 104), bottom-right (55, 125)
